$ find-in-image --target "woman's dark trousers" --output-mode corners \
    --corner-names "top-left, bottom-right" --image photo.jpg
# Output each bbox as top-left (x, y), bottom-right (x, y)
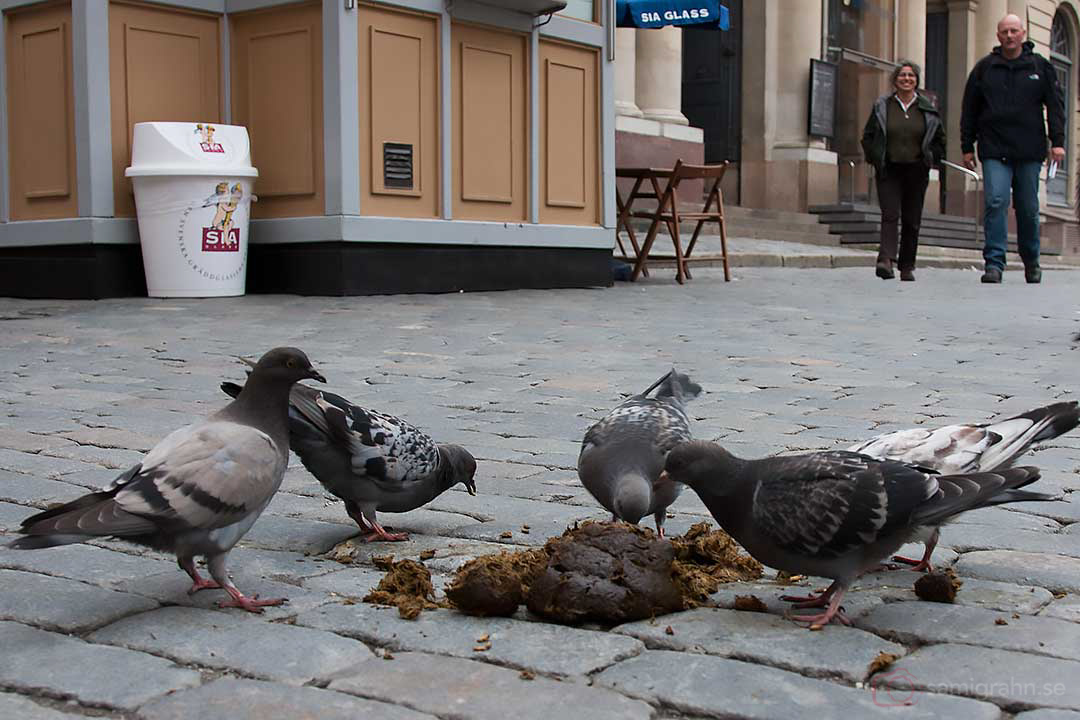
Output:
top-left (875, 162), bottom-right (930, 271)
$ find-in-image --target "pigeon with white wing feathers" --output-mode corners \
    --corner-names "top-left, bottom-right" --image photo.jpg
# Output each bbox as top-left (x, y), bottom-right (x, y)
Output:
top-left (10, 347), bottom-right (326, 613)
top-left (662, 443), bottom-right (1050, 627)
top-left (221, 380), bottom-right (477, 542)
top-left (577, 369), bottom-right (701, 536)
top-left (848, 400), bottom-right (1079, 570)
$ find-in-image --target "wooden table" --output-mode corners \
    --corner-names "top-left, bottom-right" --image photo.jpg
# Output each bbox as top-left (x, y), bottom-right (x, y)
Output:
top-left (615, 167), bottom-right (674, 279)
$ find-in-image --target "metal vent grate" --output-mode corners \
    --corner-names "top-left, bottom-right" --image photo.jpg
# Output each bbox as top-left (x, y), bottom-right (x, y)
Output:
top-left (383, 143), bottom-right (414, 189)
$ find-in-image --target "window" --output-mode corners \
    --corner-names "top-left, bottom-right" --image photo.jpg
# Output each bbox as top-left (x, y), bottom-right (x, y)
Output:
top-left (1049, 9), bottom-right (1072, 206)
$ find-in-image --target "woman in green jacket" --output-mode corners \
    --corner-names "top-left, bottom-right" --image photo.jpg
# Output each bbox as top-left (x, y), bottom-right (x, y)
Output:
top-left (861, 61), bottom-right (946, 281)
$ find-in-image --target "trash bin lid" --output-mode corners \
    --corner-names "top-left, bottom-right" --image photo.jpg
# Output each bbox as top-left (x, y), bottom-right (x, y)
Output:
top-left (125, 122), bottom-right (259, 178)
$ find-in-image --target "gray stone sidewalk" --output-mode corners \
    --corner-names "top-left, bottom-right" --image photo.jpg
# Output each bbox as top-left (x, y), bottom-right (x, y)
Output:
top-left (0, 265), bottom-right (1078, 719)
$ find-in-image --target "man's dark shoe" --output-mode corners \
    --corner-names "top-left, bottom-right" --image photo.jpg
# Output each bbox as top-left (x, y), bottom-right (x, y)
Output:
top-left (1025, 266), bottom-right (1042, 284)
top-left (981, 267), bottom-right (1002, 284)
top-left (900, 269), bottom-right (915, 282)
top-left (875, 261), bottom-right (895, 280)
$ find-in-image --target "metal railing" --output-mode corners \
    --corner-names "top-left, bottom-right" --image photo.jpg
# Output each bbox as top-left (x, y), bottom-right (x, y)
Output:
top-left (939, 160), bottom-right (982, 247)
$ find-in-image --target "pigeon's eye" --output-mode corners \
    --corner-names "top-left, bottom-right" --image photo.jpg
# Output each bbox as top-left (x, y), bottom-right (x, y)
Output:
top-left (287, 359), bottom-right (297, 369)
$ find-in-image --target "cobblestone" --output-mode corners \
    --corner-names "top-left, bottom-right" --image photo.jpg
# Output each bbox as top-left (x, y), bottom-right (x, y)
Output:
top-left (1, 266), bottom-right (1078, 715)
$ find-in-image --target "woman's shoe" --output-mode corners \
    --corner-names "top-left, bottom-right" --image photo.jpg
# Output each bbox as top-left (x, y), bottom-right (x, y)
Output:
top-left (875, 261), bottom-right (895, 280)
top-left (900, 269), bottom-right (915, 281)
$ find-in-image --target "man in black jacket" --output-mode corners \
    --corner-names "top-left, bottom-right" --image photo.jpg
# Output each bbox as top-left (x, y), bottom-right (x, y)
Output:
top-left (960, 14), bottom-right (1065, 284)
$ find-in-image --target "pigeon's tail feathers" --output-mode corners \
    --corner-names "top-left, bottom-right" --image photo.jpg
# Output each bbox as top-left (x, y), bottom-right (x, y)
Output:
top-left (221, 381), bottom-right (243, 400)
top-left (1022, 401), bottom-right (1080, 443)
top-left (15, 489), bottom-right (158, 546)
top-left (978, 401), bottom-right (1079, 471)
top-left (651, 368), bottom-right (702, 406)
top-left (637, 370), bottom-right (675, 399)
top-left (8, 534), bottom-right (89, 550)
top-left (914, 466), bottom-right (1043, 527)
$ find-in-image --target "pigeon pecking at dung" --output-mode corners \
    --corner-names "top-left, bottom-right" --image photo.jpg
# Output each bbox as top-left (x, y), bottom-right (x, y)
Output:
top-left (222, 380), bottom-right (477, 542)
top-left (10, 347), bottom-right (325, 613)
top-left (847, 400), bottom-right (1079, 571)
top-left (577, 369), bottom-right (701, 536)
top-left (661, 443), bottom-right (1051, 627)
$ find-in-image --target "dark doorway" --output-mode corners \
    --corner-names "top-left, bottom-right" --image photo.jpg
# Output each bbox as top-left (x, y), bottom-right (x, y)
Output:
top-left (925, 10), bottom-right (948, 212)
top-left (681, 0), bottom-right (742, 166)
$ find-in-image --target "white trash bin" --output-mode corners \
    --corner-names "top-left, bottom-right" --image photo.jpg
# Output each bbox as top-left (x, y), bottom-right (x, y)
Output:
top-left (126, 122), bottom-right (259, 297)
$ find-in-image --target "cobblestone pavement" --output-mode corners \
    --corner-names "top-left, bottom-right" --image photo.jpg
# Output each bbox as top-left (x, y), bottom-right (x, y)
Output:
top-left (1, 266), bottom-right (1079, 720)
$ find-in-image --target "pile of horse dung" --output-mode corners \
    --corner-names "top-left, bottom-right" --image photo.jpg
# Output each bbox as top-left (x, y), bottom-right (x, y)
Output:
top-left (441, 520), bottom-right (762, 623)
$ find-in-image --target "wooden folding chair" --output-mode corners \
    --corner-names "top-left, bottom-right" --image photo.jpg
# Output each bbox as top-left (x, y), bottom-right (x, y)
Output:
top-left (631, 160), bottom-right (730, 284)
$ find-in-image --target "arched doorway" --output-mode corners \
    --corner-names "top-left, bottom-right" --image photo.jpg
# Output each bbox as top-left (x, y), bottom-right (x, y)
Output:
top-left (1048, 8), bottom-right (1073, 206)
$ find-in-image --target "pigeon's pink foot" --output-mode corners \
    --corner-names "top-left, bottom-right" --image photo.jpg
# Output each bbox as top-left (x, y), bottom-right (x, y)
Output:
top-left (359, 524), bottom-right (409, 543)
top-left (788, 605), bottom-right (852, 628)
top-left (891, 554), bottom-right (933, 573)
top-left (780, 588), bottom-right (832, 607)
top-left (179, 558), bottom-right (221, 595)
top-left (187, 576), bottom-right (222, 595)
top-left (217, 591), bottom-right (287, 614)
top-left (786, 586), bottom-right (850, 628)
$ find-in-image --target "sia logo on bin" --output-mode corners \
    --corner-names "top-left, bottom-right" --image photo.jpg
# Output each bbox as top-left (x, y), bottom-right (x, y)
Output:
top-left (201, 182), bottom-right (243, 252)
top-left (195, 124), bottom-right (225, 154)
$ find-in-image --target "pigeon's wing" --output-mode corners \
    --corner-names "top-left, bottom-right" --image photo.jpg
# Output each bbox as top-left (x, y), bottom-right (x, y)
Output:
top-left (848, 425), bottom-right (991, 474)
top-left (751, 451), bottom-right (937, 560)
top-left (849, 401), bottom-right (1079, 475)
top-left (114, 420), bottom-right (285, 531)
top-left (311, 392), bottom-right (440, 491)
top-left (580, 396), bottom-right (693, 461)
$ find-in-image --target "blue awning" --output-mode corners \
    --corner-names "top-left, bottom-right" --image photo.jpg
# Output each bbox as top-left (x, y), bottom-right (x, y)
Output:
top-left (616, 0), bottom-right (729, 29)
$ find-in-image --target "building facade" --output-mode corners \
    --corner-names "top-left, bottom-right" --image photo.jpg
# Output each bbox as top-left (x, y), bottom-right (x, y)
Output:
top-left (617, 0), bottom-right (1080, 252)
top-left (0, 0), bottom-right (616, 297)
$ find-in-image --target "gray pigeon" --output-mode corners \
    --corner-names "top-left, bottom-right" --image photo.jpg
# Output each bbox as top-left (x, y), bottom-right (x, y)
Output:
top-left (848, 401), bottom-right (1079, 570)
top-left (662, 443), bottom-right (1049, 627)
top-left (10, 347), bottom-right (325, 613)
top-left (577, 369), bottom-right (701, 536)
top-left (221, 380), bottom-right (477, 542)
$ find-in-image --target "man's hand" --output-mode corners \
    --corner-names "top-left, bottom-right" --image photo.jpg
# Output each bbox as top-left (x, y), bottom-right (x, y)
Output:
top-left (962, 153), bottom-right (977, 170)
top-left (1050, 146), bottom-right (1066, 165)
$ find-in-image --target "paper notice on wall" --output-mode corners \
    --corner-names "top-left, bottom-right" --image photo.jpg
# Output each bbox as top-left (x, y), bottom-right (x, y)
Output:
top-left (1048, 161), bottom-right (1058, 179)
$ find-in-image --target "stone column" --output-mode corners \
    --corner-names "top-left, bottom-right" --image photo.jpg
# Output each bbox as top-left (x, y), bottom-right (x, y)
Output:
top-left (615, 29), bottom-right (642, 117)
top-left (896, 0), bottom-right (927, 71)
top-left (946, 0), bottom-right (980, 215)
top-left (635, 26), bottom-right (688, 125)
top-left (976, 0), bottom-right (1009, 58)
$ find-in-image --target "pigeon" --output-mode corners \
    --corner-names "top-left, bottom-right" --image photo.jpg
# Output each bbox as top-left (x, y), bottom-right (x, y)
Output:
top-left (661, 443), bottom-right (1050, 627)
top-left (221, 380), bottom-right (477, 542)
top-left (848, 401), bottom-right (1079, 570)
top-left (10, 347), bottom-right (325, 613)
top-left (577, 369), bottom-right (701, 536)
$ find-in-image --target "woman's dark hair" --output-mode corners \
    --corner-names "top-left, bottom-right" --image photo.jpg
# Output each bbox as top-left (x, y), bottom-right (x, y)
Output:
top-left (891, 61), bottom-right (921, 87)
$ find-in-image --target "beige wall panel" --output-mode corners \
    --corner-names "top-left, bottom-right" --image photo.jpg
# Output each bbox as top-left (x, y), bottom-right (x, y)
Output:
top-left (231, 2), bottom-right (323, 218)
top-left (359, 4), bottom-right (439, 218)
top-left (109, 1), bottom-right (221, 217)
top-left (452, 23), bottom-right (527, 222)
top-left (539, 40), bottom-right (598, 226)
top-left (5, 2), bottom-right (77, 220)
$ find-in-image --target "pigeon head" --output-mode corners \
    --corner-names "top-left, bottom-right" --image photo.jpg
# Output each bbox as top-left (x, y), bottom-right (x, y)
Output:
top-left (611, 472), bottom-right (651, 524)
top-left (441, 444), bottom-right (478, 495)
top-left (655, 369), bottom-right (703, 405)
top-left (251, 347), bottom-right (326, 385)
top-left (662, 441), bottom-right (740, 493)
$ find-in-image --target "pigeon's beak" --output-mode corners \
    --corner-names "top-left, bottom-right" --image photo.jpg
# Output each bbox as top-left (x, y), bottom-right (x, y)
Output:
top-left (658, 470), bottom-right (671, 485)
top-left (308, 369), bottom-right (327, 384)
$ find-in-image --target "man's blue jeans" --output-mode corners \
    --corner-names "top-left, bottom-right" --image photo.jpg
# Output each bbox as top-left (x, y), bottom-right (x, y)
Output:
top-left (981, 158), bottom-right (1042, 271)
